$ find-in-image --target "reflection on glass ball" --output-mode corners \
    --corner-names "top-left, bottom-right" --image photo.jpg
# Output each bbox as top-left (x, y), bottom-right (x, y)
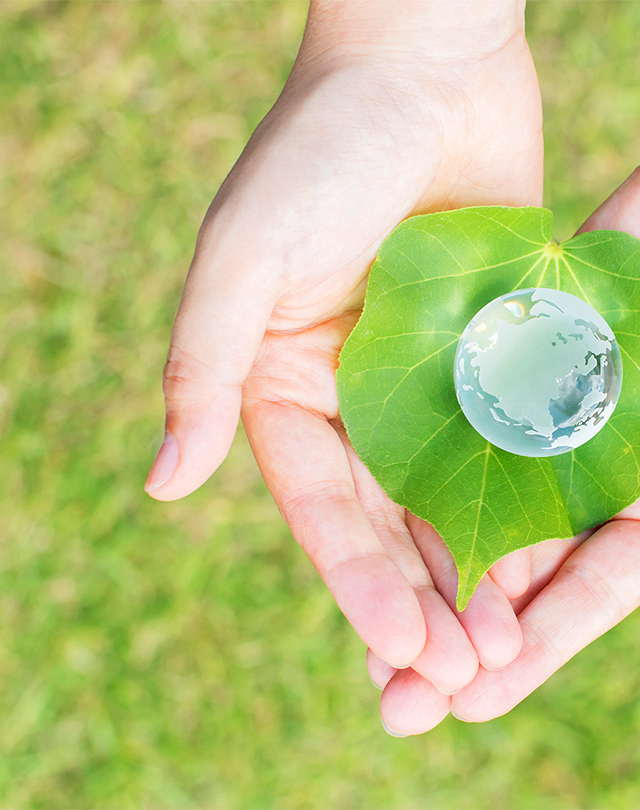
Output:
top-left (453, 288), bottom-right (623, 457)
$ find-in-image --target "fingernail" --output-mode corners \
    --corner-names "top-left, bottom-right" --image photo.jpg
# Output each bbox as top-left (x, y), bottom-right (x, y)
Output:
top-left (381, 719), bottom-right (408, 738)
top-left (450, 709), bottom-right (470, 723)
top-left (369, 674), bottom-right (384, 690)
top-left (145, 432), bottom-right (179, 493)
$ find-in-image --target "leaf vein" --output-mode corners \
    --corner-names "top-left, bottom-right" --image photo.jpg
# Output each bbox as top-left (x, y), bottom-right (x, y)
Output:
top-left (490, 449), bottom-right (534, 530)
top-left (366, 339), bottom-right (458, 439)
top-left (560, 254), bottom-right (593, 305)
top-left (606, 421), bottom-right (640, 490)
top-left (458, 444), bottom-right (491, 598)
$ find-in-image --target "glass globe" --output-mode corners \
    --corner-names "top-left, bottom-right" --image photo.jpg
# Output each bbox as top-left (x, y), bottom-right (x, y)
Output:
top-left (453, 287), bottom-right (623, 457)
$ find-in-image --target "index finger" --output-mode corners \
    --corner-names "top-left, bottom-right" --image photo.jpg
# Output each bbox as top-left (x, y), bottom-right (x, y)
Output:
top-left (243, 398), bottom-right (427, 669)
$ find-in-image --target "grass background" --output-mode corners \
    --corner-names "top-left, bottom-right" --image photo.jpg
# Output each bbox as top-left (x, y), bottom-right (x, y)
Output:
top-left (2, 1), bottom-right (640, 807)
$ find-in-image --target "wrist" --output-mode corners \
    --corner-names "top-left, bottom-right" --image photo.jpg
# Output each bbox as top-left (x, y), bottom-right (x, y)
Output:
top-left (306, 0), bottom-right (526, 62)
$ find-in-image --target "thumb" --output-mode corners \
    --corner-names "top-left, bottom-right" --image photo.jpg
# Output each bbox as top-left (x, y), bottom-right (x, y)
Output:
top-left (576, 166), bottom-right (640, 238)
top-left (145, 210), bottom-right (278, 501)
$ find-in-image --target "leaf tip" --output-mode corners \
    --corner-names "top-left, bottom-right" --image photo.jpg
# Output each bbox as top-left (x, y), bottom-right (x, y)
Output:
top-left (455, 588), bottom-right (472, 613)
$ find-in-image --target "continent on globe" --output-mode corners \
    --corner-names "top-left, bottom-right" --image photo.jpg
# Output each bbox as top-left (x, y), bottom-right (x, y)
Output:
top-left (453, 287), bottom-right (623, 457)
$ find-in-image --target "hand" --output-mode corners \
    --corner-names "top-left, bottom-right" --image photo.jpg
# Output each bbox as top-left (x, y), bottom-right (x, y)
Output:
top-left (375, 168), bottom-right (640, 735)
top-left (145, 0), bottom-right (543, 692)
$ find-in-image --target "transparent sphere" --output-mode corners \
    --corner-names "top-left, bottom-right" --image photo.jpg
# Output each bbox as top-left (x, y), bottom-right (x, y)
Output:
top-left (453, 288), bottom-right (623, 457)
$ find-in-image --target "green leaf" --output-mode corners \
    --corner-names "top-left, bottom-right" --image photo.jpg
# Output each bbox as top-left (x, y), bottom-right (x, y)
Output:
top-left (336, 207), bottom-right (640, 610)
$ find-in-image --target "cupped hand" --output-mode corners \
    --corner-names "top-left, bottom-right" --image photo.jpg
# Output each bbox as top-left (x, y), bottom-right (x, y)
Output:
top-left (145, 5), bottom-right (542, 695)
top-left (377, 168), bottom-right (640, 735)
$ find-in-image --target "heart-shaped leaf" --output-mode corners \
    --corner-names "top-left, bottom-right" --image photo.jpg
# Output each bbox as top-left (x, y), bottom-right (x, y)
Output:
top-left (336, 207), bottom-right (640, 609)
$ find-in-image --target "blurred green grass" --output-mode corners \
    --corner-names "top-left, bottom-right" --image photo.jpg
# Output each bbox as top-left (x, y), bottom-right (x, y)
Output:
top-left (2, 1), bottom-right (640, 807)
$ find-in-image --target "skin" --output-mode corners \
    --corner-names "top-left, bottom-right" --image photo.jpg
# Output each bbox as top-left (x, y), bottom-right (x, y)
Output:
top-left (143, 1), bottom-right (640, 734)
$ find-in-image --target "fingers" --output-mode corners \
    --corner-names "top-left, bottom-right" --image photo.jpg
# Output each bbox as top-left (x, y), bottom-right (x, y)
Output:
top-left (509, 531), bottom-right (591, 615)
top-left (145, 209), bottom-right (277, 501)
top-left (334, 422), bottom-right (441, 595)
top-left (489, 548), bottom-right (532, 600)
top-left (407, 516), bottom-right (523, 672)
top-left (336, 427), bottom-right (479, 693)
top-left (380, 668), bottom-right (450, 737)
top-left (451, 519), bottom-right (640, 722)
top-left (243, 400), bottom-right (426, 668)
top-left (576, 165), bottom-right (640, 237)
top-left (409, 585), bottom-right (480, 693)
top-left (367, 649), bottom-right (396, 690)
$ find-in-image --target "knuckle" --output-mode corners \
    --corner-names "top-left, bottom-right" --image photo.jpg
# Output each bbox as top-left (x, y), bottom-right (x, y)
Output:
top-left (564, 561), bottom-right (625, 625)
top-left (281, 480), bottom-right (353, 534)
top-left (162, 345), bottom-right (213, 402)
top-left (527, 622), bottom-right (560, 665)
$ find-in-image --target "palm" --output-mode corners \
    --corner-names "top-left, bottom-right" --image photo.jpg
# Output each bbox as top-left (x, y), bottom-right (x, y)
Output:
top-left (152, 28), bottom-right (544, 709)
top-left (251, 36), bottom-right (543, 333)
top-left (237, 31), bottom-right (543, 680)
